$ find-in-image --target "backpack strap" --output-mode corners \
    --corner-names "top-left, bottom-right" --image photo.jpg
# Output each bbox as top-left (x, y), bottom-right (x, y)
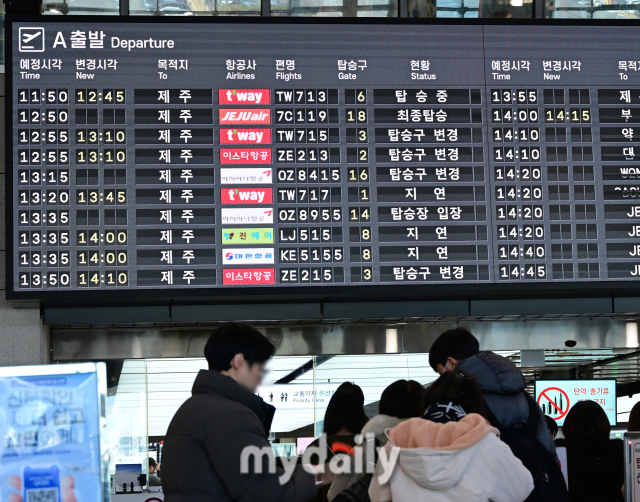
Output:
top-left (482, 398), bottom-right (505, 434)
top-left (523, 390), bottom-right (542, 438)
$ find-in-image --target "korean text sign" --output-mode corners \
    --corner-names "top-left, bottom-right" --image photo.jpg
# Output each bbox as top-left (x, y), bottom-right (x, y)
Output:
top-left (535, 379), bottom-right (616, 426)
top-left (0, 363), bottom-right (109, 502)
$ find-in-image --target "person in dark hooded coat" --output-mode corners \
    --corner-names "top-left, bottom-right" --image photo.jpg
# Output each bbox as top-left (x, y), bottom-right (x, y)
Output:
top-left (428, 327), bottom-right (556, 455)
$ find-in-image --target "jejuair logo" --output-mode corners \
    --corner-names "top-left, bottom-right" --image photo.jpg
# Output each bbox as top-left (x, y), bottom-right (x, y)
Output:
top-left (219, 109), bottom-right (271, 124)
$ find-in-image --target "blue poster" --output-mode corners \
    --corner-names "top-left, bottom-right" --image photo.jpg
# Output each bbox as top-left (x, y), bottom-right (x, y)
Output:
top-left (0, 363), bottom-right (108, 502)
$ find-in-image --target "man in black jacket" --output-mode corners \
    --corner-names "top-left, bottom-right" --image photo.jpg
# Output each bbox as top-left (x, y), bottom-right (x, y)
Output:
top-left (428, 327), bottom-right (556, 456)
top-left (162, 323), bottom-right (317, 502)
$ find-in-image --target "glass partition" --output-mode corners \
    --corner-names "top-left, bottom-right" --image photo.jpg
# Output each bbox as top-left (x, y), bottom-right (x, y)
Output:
top-left (20, 0), bottom-right (640, 19)
top-left (129, 0), bottom-right (261, 15)
top-left (104, 353), bottom-right (640, 475)
top-left (545, 0), bottom-right (639, 18)
top-left (43, 0), bottom-right (120, 14)
top-left (407, 0), bottom-right (535, 17)
top-left (270, 0), bottom-right (398, 17)
top-left (106, 360), bottom-right (148, 477)
top-left (0, 6), bottom-right (4, 71)
top-left (105, 354), bottom-right (441, 467)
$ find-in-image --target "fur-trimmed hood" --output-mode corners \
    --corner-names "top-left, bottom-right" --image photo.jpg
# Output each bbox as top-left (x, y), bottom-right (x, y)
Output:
top-left (360, 415), bottom-right (406, 445)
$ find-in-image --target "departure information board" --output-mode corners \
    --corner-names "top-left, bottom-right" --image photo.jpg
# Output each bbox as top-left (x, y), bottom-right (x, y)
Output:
top-left (8, 19), bottom-right (640, 298)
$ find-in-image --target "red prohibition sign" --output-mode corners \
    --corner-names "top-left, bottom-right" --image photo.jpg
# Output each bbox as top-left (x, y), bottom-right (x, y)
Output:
top-left (537, 387), bottom-right (570, 421)
top-left (145, 498), bottom-right (163, 502)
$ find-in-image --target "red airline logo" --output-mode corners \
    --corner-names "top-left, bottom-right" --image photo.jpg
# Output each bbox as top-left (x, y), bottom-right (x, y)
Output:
top-left (223, 268), bottom-right (275, 285)
top-left (221, 188), bottom-right (273, 204)
top-left (219, 89), bottom-right (270, 105)
top-left (219, 109), bottom-right (271, 125)
top-left (220, 128), bottom-right (271, 145)
top-left (220, 148), bottom-right (271, 164)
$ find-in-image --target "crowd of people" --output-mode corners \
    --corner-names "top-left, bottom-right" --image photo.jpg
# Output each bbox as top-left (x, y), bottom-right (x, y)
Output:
top-left (159, 322), bottom-right (632, 502)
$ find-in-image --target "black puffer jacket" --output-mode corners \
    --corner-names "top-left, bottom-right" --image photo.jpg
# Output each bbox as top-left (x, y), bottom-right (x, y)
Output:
top-left (456, 351), bottom-right (556, 455)
top-left (162, 370), bottom-right (316, 502)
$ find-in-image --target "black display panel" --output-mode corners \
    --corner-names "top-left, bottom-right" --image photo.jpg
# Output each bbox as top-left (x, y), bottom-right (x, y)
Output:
top-left (8, 18), bottom-right (640, 300)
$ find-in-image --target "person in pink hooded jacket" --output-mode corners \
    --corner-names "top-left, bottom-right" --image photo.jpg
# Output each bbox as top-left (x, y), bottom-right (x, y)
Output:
top-left (369, 371), bottom-right (534, 502)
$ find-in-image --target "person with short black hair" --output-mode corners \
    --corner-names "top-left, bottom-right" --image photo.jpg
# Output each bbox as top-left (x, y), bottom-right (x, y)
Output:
top-left (428, 327), bottom-right (556, 456)
top-left (378, 379), bottom-right (424, 420)
top-left (204, 321), bottom-right (276, 375)
top-left (369, 371), bottom-right (534, 502)
top-left (147, 458), bottom-right (162, 487)
top-left (428, 328), bottom-right (480, 373)
top-left (556, 401), bottom-right (624, 502)
top-left (161, 323), bottom-right (316, 502)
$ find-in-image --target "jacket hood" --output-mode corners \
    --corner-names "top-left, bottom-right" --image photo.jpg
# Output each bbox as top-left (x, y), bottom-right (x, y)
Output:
top-left (387, 415), bottom-right (497, 491)
top-left (456, 351), bottom-right (525, 395)
top-left (360, 415), bottom-right (406, 444)
top-left (192, 370), bottom-right (275, 434)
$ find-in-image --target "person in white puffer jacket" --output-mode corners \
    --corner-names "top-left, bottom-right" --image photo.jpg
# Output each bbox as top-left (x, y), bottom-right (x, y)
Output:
top-left (369, 371), bottom-right (534, 502)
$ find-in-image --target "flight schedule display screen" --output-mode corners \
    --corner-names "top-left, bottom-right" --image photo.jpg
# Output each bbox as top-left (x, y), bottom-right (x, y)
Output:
top-left (8, 19), bottom-right (640, 298)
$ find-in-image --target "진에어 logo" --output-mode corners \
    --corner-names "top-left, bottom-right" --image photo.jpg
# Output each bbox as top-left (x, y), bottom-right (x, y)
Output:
top-left (219, 89), bottom-right (270, 105)
top-left (19, 27), bottom-right (45, 53)
top-left (220, 128), bottom-right (271, 145)
top-left (222, 228), bottom-right (274, 245)
top-left (219, 109), bottom-right (271, 125)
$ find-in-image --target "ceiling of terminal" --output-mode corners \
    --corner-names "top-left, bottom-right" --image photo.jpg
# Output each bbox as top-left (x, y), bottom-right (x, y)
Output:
top-left (500, 348), bottom-right (640, 386)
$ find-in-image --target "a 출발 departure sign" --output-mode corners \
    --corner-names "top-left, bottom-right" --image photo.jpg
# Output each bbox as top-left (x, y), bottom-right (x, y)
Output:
top-left (8, 18), bottom-right (640, 299)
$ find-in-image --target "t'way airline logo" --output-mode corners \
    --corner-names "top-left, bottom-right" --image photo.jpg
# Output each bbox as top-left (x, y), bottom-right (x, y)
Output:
top-left (220, 128), bottom-right (271, 145)
top-left (221, 188), bottom-right (273, 204)
top-left (219, 109), bottom-right (271, 125)
top-left (219, 89), bottom-right (270, 105)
